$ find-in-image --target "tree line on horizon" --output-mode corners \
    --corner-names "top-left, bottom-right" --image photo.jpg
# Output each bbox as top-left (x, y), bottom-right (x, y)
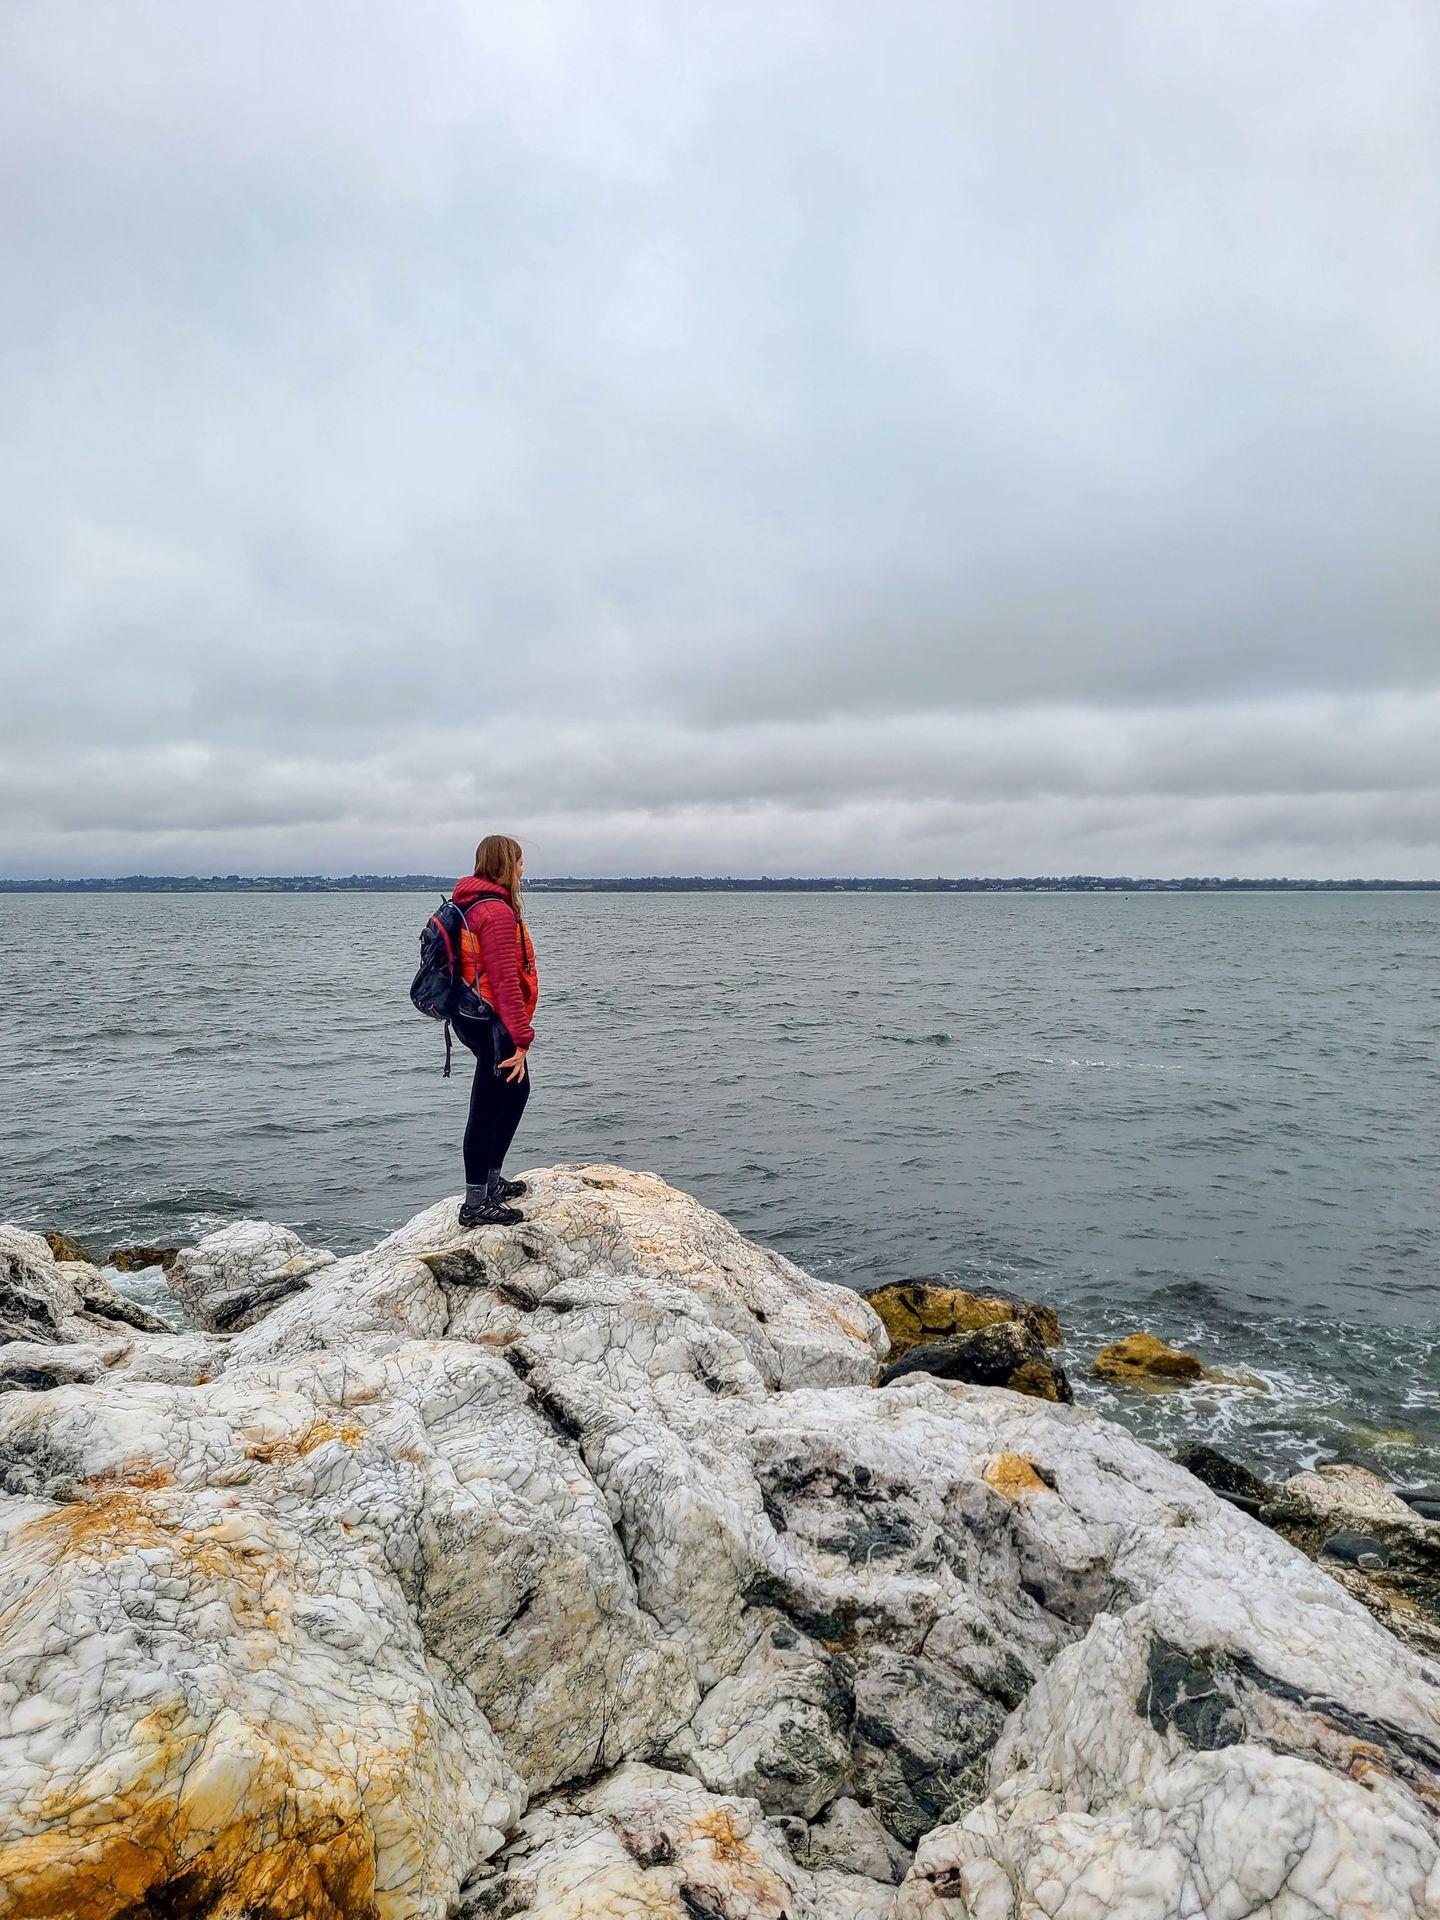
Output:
top-left (2, 874), bottom-right (1436, 894)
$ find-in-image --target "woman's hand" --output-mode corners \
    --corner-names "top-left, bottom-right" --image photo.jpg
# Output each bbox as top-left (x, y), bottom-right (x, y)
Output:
top-left (498, 1047), bottom-right (528, 1084)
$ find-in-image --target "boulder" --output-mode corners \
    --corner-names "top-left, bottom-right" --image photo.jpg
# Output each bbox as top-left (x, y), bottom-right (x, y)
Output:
top-left (863, 1277), bottom-right (1062, 1358)
top-left (166, 1220), bottom-right (336, 1331)
top-left (1174, 1442), bottom-right (1275, 1513)
top-left (786, 1793), bottom-right (914, 1885)
top-left (107, 1243), bottom-right (179, 1272)
top-left (1093, 1329), bottom-right (1265, 1392)
top-left (879, 1320), bottom-right (1073, 1402)
top-left (895, 1606), bottom-right (1440, 1919)
top-left (43, 1231), bottom-right (90, 1263)
top-left (63, 1261), bottom-right (172, 1334)
top-left (0, 1165), bottom-right (1435, 1920)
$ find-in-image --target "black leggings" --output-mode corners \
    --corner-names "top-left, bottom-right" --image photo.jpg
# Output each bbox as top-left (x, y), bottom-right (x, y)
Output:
top-left (454, 1012), bottom-right (531, 1185)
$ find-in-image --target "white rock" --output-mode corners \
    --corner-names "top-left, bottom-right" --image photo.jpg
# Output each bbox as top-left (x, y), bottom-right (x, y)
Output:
top-left (0, 1227), bottom-right (85, 1344)
top-left (1283, 1461), bottom-right (1422, 1528)
top-left (0, 1338), bottom-right (130, 1392)
top-left (0, 1166), bottom-right (1435, 1920)
top-left (797, 1793), bottom-right (914, 1884)
top-left (457, 1761), bottom-right (890, 1919)
top-left (0, 1226), bottom-right (168, 1345)
top-left (167, 1218), bottom-right (336, 1331)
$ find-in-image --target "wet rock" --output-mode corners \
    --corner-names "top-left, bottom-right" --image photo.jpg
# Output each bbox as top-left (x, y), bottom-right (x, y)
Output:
top-left (166, 1220), bottom-right (336, 1332)
top-left (1093, 1329), bottom-right (1265, 1392)
top-left (879, 1320), bottom-right (1073, 1402)
top-left (0, 1166), bottom-right (1435, 1920)
top-left (1270, 1463), bottom-right (1422, 1537)
top-left (1174, 1442), bottom-right (1275, 1513)
top-left (43, 1231), bottom-right (90, 1263)
top-left (63, 1261), bottom-right (172, 1334)
top-left (108, 1242), bottom-right (179, 1272)
top-left (1319, 1529), bottom-right (1388, 1570)
top-left (1397, 1482), bottom-right (1440, 1524)
top-left (862, 1277), bottom-right (1061, 1359)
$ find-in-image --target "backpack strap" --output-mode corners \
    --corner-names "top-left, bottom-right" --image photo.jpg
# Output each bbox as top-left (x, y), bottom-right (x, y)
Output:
top-left (443, 1019), bottom-right (453, 1079)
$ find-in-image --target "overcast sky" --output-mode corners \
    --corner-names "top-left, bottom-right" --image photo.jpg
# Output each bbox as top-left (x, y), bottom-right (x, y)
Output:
top-left (2, 0), bottom-right (1437, 878)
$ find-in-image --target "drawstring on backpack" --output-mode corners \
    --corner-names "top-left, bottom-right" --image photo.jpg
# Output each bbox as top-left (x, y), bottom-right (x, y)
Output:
top-left (443, 1019), bottom-right (453, 1078)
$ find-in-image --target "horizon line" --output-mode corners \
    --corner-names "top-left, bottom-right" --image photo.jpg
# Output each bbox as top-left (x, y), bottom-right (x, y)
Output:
top-left (2, 873), bottom-right (1437, 892)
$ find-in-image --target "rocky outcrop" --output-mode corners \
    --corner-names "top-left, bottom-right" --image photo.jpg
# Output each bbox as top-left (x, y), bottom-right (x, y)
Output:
top-left (0, 1167), bottom-right (1436, 1920)
top-left (1262, 1462), bottom-right (1440, 1660)
top-left (0, 1227), bottom-right (170, 1352)
top-left (165, 1219), bottom-right (336, 1331)
top-left (878, 1319), bottom-right (1073, 1402)
top-left (862, 1278), bottom-right (1061, 1359)
top-left (457, 1763), bottom-right (898, 1918)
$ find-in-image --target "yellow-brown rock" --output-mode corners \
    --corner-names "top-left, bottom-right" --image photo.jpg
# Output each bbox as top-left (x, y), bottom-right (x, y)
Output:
top-left (983, 1452), bottom-right (1052, 1499)
top-left (863, 1280), bottom-right (1061, 1360)
top-left (108, 1243), bottom-right (179, 1273)
top-left (43, 1232), bottom-right (90, 1264)
top-left (1094, 1331), bottom-right (1210, 1385)
top-left (1092, 1331), bottom-right (1265, 1392)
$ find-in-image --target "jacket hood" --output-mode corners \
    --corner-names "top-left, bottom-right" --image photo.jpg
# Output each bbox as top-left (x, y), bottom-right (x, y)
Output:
top-left (453, 876), bottom-right (511, 908)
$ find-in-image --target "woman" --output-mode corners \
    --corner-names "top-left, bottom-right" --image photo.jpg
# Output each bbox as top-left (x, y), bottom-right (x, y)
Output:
top-left (450, 835), bottom-right (538, 1227)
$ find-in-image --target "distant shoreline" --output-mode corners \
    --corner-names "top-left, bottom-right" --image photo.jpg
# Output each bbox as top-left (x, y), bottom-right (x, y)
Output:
top-left (2, 875), bottom-right (1436, 895)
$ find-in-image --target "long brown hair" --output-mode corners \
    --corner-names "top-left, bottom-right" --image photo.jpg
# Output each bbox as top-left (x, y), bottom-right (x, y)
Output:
top-left (473, 834), bottom-right (525, 923)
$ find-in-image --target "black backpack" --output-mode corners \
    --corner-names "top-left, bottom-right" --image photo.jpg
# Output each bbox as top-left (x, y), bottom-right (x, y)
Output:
top-left (410, 897), bottom-right (489, 1076)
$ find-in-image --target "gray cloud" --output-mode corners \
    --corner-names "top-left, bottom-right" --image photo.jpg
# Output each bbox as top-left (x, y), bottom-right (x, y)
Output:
top-left (1, 0), bottom-right (1438, 877)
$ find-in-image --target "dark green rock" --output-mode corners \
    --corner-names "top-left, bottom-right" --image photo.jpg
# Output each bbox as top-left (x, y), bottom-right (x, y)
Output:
top-left (878, 1321), bottom-right (1073, 1403)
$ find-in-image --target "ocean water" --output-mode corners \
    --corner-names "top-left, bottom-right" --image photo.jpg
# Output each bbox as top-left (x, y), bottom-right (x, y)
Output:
top-left (2, 889), bottom-right (1436, 1485)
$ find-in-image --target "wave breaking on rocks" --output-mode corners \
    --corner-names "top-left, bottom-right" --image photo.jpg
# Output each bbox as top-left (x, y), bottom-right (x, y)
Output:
top-left (0, 1165), bottom-right (1436, 1918)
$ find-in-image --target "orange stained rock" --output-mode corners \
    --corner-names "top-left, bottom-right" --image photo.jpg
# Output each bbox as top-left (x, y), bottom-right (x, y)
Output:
top-left (86, 1459), bottom-right (177, 1492)
top-left (1007, 1356), bottom-right (1067, 1403)
top-left (984, 1452), bottom-right (1051, 1500)
top-left (0, 1778), bottom-right (378, 1920)
top-left (245, 1415), bottom-right (366, 1466)
top-left (15, 1489), bottom-right (283, 1624)
top-left (684, 1805), bottom-right (758, 1866)
top-left (116, 1461), bottom-right (176, 1491)
top-left (20, 1487), bottom-right (175, 1560)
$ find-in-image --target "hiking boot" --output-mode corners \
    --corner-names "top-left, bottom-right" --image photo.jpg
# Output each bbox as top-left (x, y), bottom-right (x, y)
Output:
top-left (458, 1198), bottom-right (523, 1230)
top-left (491, 1176), bottom-right (528, 1202)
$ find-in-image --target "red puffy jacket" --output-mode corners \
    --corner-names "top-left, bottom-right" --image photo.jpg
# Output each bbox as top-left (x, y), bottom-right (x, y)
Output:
top-left (452, 876), bottom-right (538, 1049)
